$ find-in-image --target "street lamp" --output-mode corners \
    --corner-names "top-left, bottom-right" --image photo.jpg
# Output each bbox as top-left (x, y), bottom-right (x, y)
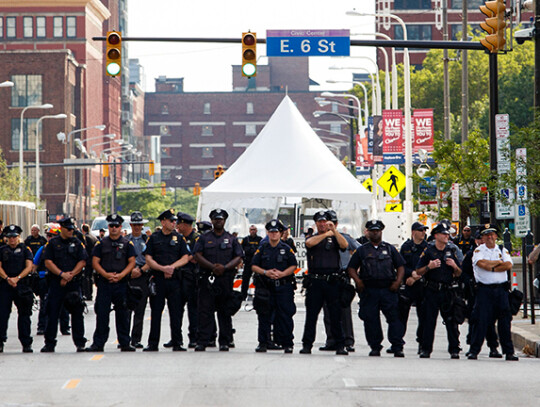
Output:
top-left (35, 113), bottom-right (67, 203)
top-left (19, 103), bottom-right (53, 194)
top-left (325, 81), bottom-right (370, 127)
top-left (0, 80), bottom-right (14, 88)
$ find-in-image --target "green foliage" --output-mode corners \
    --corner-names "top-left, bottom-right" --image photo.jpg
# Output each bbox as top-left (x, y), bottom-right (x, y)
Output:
top-left (0, 147), bottom-right (36, 202)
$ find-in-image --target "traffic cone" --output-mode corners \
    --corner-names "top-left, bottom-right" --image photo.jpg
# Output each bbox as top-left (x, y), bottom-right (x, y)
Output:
top-left (512, 272), bottom-right (518, 290)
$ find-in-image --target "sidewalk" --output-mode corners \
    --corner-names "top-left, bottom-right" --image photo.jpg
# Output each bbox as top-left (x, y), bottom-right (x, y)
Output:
top-left (511, 310), bottom-right (540, 357)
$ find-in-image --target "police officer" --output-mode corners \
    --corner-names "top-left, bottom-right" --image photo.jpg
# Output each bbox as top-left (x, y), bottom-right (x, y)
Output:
top-left (41, 218), bottom-right (88, 353)
top-left (347, 220), bottom-right (405, 357)
top-left (86, 214), bottom-right (137, 352)
top-left (24, 224), bottom-right (47, 256)
top-left (454, 225), bottom-right (476, 255)
top-left (467, 224), bottom-right (518, 361)
top-left (300, 210), bottom-right (349, 356)
top-left (193, 209), bottom-right (243, 352)
top-left (126, 211), bottom-right (150, 349)
top-left (398, 221), bottom-right (428, 354)
top-left (240, 225), bottom-right (263, 300)
top-left (0, 225), bottom-right (34, 353)
top-left (196, 221), bottom-right (213, 234)
top-left (416, 222), bottom-right (462, 359)
top-left (251, 219), bottom-right (297, 353)
top-left (144, 209), bottom-right (190, 352)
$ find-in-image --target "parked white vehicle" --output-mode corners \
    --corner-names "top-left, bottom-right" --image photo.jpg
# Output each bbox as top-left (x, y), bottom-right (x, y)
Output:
top-left (90, 216), bottom-right (132, 237)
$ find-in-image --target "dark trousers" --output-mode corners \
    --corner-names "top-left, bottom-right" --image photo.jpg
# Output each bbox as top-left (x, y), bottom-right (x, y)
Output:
top-left (469, 285), bottom-right (514, 355)
top-left (301, 279), bottom-right (344, 348)
top-left (0, 282), bottom-right (32, 347)
top-left (37, 278), bottom-right (70, 333)
top-left (241, 262), bottom-right (253, 299)
top-left (180, 277), bottom-right (198, 345)
top-left (92, 279), bottom-right (130, 348)
top-left (257, 283), bottom-right (296, 347)
top-left (358, 287), bottom-right (404, 351)
top-left (323, 302), bottom-right (354, 347)
top-left (81, 266), bottom-right (94, 300)
top-left (467, 291), bottom-right (499, 349)
top-left (128, 274), bottom-right (150, 345)
top-left (147, 276), bottom-right (182, 347)
top-left (421, 287), bottom-right (460, 354)
top-left (197, 273), bottom-right (234, 346)
top-left (398, 281), bottom-right (424, 346)
top-left (44, 279), bottom-right (85, 348)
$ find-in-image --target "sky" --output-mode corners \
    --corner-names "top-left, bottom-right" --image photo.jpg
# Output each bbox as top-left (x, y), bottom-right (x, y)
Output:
top-left (127, 0), bottom-right (376, 93)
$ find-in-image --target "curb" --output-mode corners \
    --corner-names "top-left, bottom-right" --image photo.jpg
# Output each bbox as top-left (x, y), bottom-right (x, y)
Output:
top-left (511, 325), bottom-right (540, 358)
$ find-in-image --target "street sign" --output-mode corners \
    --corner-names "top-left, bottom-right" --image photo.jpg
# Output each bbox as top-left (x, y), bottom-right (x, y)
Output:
top-left (385, 202), bottom-right (402, 212)
top-left (63, 158), bottom-right (97, 169)
top-left (266, 29), bottom-right (350, 57)
top-left (451, 183), bottom-right (459, 221)
top-left (377, 165), bottom-right (405, 198)
top-left (362, 178), bottom-right (373, 192)
top-left (515, 148), bottom-right (529, 237)
top-left (495, 187), bottom-right (515, 219)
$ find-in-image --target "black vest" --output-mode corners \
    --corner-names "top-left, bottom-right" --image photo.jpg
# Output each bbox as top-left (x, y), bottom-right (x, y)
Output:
top-left (0, 243), bottom-right (28, 277)
top-left (306, 235), bottom-right (341, 272)
top-left (99, 236), bottom-right (130, 274)
top-left (357, 242), bottom-right (396, 281)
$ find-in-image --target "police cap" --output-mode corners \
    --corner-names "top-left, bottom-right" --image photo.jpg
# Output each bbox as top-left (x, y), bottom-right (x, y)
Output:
top-left (431, 222), bottom-right (450, 236)
top-left (129, 211), bottom-right (148, 225)
top-left (59, 217), bottom-right (76, 230)
top-left (157, 209), bottom-right (178, 221)
top-left (313, 210), bottom-right (329, 222)
top-left (265, 219), bottom-right (284, 232)
top-left (365, 219), bottom-right (385, 231)
top-left (196, 221), bottom-right (212, 233)
top-left (4, 224), bottom-right (22, 237)
top-left (106, 213), bottom-right (124, 226)
top-left (411, 221), bottom-right (428, 231)
top-left (325, 210), bottom-right (338, 223)
top-left (177, 212), bottom-right (195, 224)
top-left (480, 223), bottom-right (498, 236)
top-left (209, 208), bottom-right (228, 220)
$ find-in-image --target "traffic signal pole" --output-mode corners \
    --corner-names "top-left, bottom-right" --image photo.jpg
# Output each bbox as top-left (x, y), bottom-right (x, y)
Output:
top-left (488, 52), bottom-right (498, 223)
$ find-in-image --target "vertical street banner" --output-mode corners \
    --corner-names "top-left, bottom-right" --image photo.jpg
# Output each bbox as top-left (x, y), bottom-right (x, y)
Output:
top-left (412, 109), bottom-right (434, 153)
top-left (515, 148), bottom-right (529, 237)
top-left (495, 114), bottom-right (514, 219)
top-left (355, 129), bottom-right (372, 176)
top-left (372, 116), bottom-right (383, 163)
top-left (382, 109), bottom-right (404, 165)
top-left (367, 116), bottom-right (374, 156)
top-left (451, 183), bottom-right (460, 222)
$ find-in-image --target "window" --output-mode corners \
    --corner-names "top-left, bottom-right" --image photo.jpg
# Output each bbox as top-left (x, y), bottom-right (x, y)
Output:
top-left (11, 118), bottom-right (41, 151)
top-left (53, 16), bottom-right (63, 38)
top-left (201, 125), bottom-right (213, 136)
top-left (160, 125), bottom-right (170, 136)
top-left (246, 102), bottom-right (254, 114)
top-left (161, 147), bottom-right (171, 158)
top-left (11, 75), bottom-right (43, 107)
top-left (395, 25), bottom-right (432, 41)
top-left (330, 123), bottom-right (341, 134)
top-left (202, 169), bottom-right (213, 180)
top-left (451, 0), bottom-right (484, 9)
top-left (203, 102), bottom-right (211, 114)
top-left (36, 17), bottom-right (46, 38)
top-left (23, 17), bottom-right (33, 38)
top-left (161, 104), bottom-right (169, 115)
top-left (0, 18), bottom-right (3, 39)
top-left (393, 0), bottom-right (431, 9)
top-left (161, 169), bottom-right (172, 180)
top-left (6, 16), bottom-right (16, 38)
top-left (202, 147), bottom-right (214, 158)
top-left (331, 102), bottom-right (339, 113)
top-left (66, 16), bottom-right (76, 37)
top-left (245, 124), bottom-right (256, 136)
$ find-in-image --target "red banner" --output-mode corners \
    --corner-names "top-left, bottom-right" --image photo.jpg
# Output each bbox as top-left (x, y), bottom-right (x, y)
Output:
top-left (356, 132), bottom-right (373, 168)
top-left (412, 109), bottom-right (434, 153)
top-left (382, 110), bottom-right (404, 164)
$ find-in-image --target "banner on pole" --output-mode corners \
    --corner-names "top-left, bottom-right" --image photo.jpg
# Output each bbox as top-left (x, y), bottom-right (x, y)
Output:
top-left (412, 109), bottom-right (434, 154)
top-left (382, 109), bottom-right (404, 165)
top-left (372, 116), bottom-right (383, 163)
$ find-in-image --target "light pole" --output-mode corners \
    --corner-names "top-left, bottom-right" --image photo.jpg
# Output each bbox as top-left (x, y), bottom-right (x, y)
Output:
top-left (0, 80), bottom-right (14, 88)
top-left (19, 103), bottom-right (53, 194)
top-left (330, 66), bottom-right (379, 115)
top-left (35, 113), bottom-right (67, 204)
top-left (326, 80), bottom-right (369, 126)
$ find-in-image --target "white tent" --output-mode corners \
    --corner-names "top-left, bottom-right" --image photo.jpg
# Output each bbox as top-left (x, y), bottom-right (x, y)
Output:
top-left (197, 95), bottom-right (371, 236)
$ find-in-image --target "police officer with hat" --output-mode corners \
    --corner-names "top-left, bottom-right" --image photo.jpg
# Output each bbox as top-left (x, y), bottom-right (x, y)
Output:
top-left (193, 209), bottom-right (243, 351)
top-left (251, 219), bottom-right (297, 353)
top-left (240, 225), bottom-right (263, 300)
top-left (348, 219), bottom-right (406, 357)
top-left (196, 221), bottom-right (212, 234)
top-left (0, 225), bottom-right (34, 352)
top-left (416, 222), bottom-right (462, 358)
top-left (86, 214), bottom-right (137, 352)
top-left (41, 217), bottom-right (88, 352)
top-left (144, 209), bottom-right (190, 352)
top-left (467, 224), bottom-right (518, 361)
top-left (126, 211), bottom-right (150, 348)
top-left (300, 210), bottom-right (349, 356)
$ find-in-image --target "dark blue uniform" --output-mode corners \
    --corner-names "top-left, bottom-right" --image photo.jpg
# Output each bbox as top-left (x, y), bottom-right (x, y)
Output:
top-left (24, 235), bottom-right (47, 256)
top-left (252, 241), bottom-right (297, 348)
top-left (241, 234), bottom-right (263, 299)
top-left (416, 243), bottom-right (462, 355)
top-left (43, 236), bottom-right (88, 350)
top-left (0, 243), bottom-right (33, 350)
top-left (193, 230), bottom-right (243, 347)
top-left (91, 236), bottom-right (136, 349)
top-left (179, 229), bottom-right (200, 347)
top-left (126, 233), bottom-right (149, 347)
top-left (348, 241), bottom-right (405, 353)
top-left (145, 230), bottom-right (190, 348)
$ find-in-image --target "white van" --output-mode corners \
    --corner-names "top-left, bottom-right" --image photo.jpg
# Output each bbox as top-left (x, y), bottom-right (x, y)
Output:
top-left (90, 216), bottom-right (132, 237)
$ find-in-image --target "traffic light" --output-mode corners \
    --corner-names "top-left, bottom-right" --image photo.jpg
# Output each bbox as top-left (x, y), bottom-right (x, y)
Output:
top-left (90, 184), bottom-right (96, 198)
top-left (479, 0), bottom-right (506, 53)
top-left (106, 31), bottom-right (122, 76)
top-left (161, 182), bottom-right (166, 196)
top-left (241, 32), bottom-right (257, 77)
top-left (149, 160), bottom-right (155, 176)
top-left (214, 165), bottom-right (225, 179)
top-left (103, 163), bottom-right (109, 177)
top-left (193, 182), bottom-right (201, 196)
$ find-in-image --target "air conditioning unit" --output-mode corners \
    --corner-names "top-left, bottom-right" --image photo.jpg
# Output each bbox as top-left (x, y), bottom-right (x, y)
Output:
top-left (121, 111), bottom-right (131, 122)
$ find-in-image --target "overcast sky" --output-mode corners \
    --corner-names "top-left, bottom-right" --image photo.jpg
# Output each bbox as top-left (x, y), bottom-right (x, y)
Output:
top-left (127, 0), bottom-right (376, 92)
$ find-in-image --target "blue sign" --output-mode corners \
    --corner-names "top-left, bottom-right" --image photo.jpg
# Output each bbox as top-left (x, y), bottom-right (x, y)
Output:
top-left (419, 177), bottom-right (437, 197)
top-left (356, 167), bottom-right (371, 176)
top-left (518, 204), bottom-right (526, 217)
top-left (518, 185), bottom-right (526, 198)
top-left (501, 188), bottom-right (509, 199)
top-left (266, 29), bottom-right (350, 57)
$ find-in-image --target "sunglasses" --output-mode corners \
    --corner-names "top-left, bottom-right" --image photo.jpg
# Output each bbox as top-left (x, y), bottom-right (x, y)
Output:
top-left (109, 224), bottom-right (122, 228)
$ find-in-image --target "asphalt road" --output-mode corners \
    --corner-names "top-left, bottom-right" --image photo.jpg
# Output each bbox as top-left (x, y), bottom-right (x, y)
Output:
top-left (0, 293), bottom-right (539, 407)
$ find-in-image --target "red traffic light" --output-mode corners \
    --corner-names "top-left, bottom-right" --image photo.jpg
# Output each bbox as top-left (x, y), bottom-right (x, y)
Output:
top-left (243, 33), bottom-right (255, 46)
top-left (108, 33), bottom-right (121, 45)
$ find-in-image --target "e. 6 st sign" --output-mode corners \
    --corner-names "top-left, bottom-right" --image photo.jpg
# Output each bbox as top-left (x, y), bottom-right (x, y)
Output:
top-left (266, 29), bottom-right (350, 57)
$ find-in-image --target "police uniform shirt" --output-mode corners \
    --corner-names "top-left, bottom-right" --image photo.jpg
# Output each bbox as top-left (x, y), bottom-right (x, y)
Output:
top-left (472, 243), bottom-right (512, 285)
top-left (348, 241), bottom-right (404, 287)
top-left (400, 238), bottom-right (428, 278)
top-left (92, 236), bottom-right (137, 272)
top-left (43, 236), bottom-right (88, 275)
top-left (0, 243), bottom-right (33, 277)
top-left (340, 233), bottom-right (360, 270)
top-left (252, 241), bottom-right (297, 274)
top-left (182, 230), bottom-right (200, 275)
top-left (127, 233), bottom-right (148, 267)
top-left (193, 230), bottom-right (243, 273)
top-left (145, 230), bottom-right (190, 266)
top-left (24, 235), bottom-right (47, 256)
top-left (241, 235), bottom-right (263, 262)
top-left (454, 236), bottom-right (476, 255)
top-left (416, 244), bottom-right (461, 284)
top-left (306, 234), bottom-right (343, 273)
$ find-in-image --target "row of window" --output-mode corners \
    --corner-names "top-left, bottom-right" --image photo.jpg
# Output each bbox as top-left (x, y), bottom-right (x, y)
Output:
top-left (393, 0), bottom-right (484, 10)
top-left (0, 16), bottom-right (77, 39)
top-left (159, 124), bottom-right (258, 137)
top-left (393, 23), bottom-right (482, 42)
top-left (161, 102), bottom-right (255, 115)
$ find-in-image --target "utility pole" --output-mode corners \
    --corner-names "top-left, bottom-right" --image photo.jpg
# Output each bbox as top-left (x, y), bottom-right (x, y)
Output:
top-left (461, 0), bottom-right (469, 143)
top-left (534, 0), bottom-right (540, 243)
top-left (443, 0), bottom-right (451, 140)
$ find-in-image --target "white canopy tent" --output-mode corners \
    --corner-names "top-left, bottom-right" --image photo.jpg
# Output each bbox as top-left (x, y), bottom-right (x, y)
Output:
top-left (197, 96), bottom-right (371, 237)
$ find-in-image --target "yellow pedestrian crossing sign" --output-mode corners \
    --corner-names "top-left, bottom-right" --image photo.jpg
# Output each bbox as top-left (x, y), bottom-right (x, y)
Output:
top-left (385, 202), bottom-right (403, 212)
top-left (377, 165), bottom-right (406, 198)
top-left (362, 178), bottom-right (373, 193)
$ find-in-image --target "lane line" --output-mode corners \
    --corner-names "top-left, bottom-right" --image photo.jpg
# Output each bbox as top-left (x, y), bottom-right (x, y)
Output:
top-left (90, 355), bottom-right (104, 361)
top-left (368, 387), bottom-right (455, 392)
top-left (63, 379), bottom-right (81, 389)
top-left (343, 378), bottom-right (356, 387)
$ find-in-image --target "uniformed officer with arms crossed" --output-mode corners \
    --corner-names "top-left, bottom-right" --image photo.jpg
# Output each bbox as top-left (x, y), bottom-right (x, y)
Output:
top-left (416, 222), bottom-right (462, 359)
top-left (193, 209), bottom-right (243, 352)
top-left (0, 225), bottom-right (34, 353)
top-left (467, 224), bottom-right (518, 361)
top-left (251, 219), bottom-right (297, 353)
top-left (41, 218), bottom-right (88, 352)
top-left (348, 220), bottom-right (406, 357)
top-left (240, 225), bottom-right (262, 300)
top-left (300, 210), bottom-right (349, 356)
top-left (144, 209), bottom-right (190, 352)
top-left (86, 214), bottom-right (137, 352)
top-left (126, 211), bottom-right (150, 349)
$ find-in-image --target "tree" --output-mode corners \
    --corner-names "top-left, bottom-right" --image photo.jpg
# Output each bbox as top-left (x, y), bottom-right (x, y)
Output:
top-left (0, 147), bottom-right (35, 202)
